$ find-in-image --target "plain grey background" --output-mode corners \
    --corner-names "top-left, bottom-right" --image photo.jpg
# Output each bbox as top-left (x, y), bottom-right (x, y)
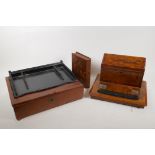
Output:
top-left (0, 26), bottom-right (155, 128)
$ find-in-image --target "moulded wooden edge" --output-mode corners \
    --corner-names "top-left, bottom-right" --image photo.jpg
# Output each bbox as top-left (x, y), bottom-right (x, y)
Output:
top-left (89, 74), bottom-right (147, 108)
top-left (75, 52), bottom-right (91, 61)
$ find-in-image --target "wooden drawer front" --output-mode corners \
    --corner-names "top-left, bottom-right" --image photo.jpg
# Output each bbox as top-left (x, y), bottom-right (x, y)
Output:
top-left (14, 86), bottom-right (83, 120)
top-left (100, 66), bottom-right (144, 87)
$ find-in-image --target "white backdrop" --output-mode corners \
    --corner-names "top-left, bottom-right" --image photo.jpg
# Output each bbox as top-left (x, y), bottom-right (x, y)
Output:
top-left (0, 26), bottom-right (155, 128)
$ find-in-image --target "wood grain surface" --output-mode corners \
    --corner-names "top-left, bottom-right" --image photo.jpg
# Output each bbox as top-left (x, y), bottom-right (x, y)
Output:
top-left (100, 53), bottom-right (146, 87)
top-left (72, 52), bottom-right (91, 88)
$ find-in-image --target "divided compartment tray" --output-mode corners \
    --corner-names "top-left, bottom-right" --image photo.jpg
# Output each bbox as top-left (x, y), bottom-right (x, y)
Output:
top-left (9, 61), bottom-right (77, 98)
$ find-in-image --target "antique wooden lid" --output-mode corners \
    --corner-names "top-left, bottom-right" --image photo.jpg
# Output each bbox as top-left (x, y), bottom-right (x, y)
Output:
top-left (102, 53), bottom-right (146, 71)
top-left (72, 52), bottom-right (91, 88)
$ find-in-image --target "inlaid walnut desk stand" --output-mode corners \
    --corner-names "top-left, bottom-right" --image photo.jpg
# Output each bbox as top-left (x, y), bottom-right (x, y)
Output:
top-left (90, 53), bottom-right (147, 108)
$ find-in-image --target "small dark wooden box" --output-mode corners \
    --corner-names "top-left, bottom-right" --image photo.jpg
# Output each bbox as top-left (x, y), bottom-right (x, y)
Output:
top-left (72, 52), bottom-right (91, 88)
top-left (100, 53), bottom-right (146, 87)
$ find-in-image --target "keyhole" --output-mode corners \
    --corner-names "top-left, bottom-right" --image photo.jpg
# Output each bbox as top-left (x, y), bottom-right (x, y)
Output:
top-left (48, 98), bottom-right (54, 102)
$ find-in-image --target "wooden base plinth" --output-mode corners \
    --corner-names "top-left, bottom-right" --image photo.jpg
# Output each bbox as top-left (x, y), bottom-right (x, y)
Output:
top-left (90, 74), bottom-right (147, 108)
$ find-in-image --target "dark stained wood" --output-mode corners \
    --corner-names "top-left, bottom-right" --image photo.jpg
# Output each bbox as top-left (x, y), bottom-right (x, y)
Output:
top-left (72, 52), bottom-right (91, 88)
top-left (100, 53), bottom-right (146, 87)
top-left (6, 77), bottom-right (84, 120)
top-left (90, 74), bottom-right (147, 108)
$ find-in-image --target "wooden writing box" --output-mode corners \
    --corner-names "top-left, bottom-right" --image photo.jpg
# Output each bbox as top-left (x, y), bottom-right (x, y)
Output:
top-left (6, 61), bottom-right (84, 120)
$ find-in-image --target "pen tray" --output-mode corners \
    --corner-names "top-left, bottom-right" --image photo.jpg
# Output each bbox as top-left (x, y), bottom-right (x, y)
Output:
top-left (9, 61), bottom-right (77, 98)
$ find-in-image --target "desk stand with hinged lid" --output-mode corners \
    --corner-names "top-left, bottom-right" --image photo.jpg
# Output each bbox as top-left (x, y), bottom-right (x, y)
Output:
top-left (90, 53), bottom-right (147, 108)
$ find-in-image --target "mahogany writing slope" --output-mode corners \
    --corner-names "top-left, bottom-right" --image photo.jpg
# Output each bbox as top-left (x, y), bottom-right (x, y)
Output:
top-left (6, 61), bottom-right (84, 120)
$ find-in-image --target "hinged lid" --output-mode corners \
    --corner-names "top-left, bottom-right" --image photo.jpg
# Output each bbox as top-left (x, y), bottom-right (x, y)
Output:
top-left (72, 52), bottom-right (91, 88)
top-left (102, 53), bottom-right (146, 71)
